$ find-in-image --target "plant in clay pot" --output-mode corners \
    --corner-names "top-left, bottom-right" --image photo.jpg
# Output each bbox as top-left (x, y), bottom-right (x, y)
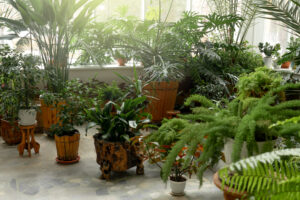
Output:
top-left (85, 96), bottom-right (151, 180)
top-left (258, 42), bottom-right (280, 69)
top-left (113, 49), bottom-right (131, 66)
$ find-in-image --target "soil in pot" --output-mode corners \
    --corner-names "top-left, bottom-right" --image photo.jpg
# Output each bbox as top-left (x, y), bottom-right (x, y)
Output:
top-left (170, 176), bottom-right (187, 196)
top-left (55, 130), bottom-right (80, 164)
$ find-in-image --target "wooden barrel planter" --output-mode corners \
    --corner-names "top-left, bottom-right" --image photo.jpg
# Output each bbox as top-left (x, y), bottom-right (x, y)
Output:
top-left (94, 134), bottom-right (144, 180)
top-left (55, 133), bottom-right (80, 164)
top-left (213, 172), bottom-right (247, 200)
top-left (144, 81), bottom-right (179, 122)
top-left (1, 119), bottom-right (21, 145)
top-left (40, 100), bottom-right (64, 131)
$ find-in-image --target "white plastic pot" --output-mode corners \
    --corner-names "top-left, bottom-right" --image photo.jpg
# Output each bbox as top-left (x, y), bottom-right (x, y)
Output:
top-left (18, 109), bottom-right (37, 126)
top-left (264, 57), bottom-right (273, 69)
top-left (224, 138), bottom-right (275, 165)
top-left (169, 176), bottom-right (187, 196)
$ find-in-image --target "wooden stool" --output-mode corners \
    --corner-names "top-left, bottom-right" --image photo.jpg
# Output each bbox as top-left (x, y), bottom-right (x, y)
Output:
top-left (18, 124), bottom-right (40, 157)
top-left (166, 110), bottom-right (181, 119)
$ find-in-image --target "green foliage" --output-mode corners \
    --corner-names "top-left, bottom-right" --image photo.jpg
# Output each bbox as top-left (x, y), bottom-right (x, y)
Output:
top-left (98, 82), bottom-right (124, 103)
top-left (277, 37), bottom-right (300, 66)
top-left (76, 21), bottom-right (114, 65)
top-left (161, 83), bottom-right (300, 185)
top-left (219, 149), bottom-right (300, 200)
top-left (237, 67), bottom-right (283, 99)
top-left (258, 42), bottom-right (281, 57)
top-left (1, 0), bottom-right (104, 93)
top-left (85, 96), bottom-right (151, 142)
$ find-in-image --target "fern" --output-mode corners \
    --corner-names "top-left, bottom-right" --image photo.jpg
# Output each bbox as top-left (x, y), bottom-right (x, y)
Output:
top-left (219, 149), bottom-right (300, 200)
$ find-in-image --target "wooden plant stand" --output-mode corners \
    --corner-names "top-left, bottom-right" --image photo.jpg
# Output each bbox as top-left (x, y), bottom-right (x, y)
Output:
top-left (18, 124), bottom-right (40, 157)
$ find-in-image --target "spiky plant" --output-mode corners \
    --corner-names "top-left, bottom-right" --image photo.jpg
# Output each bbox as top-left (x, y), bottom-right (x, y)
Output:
top-left (256, 0), bottom-right (300, 37)
top-left (218, 148), bottom-right (300, 200)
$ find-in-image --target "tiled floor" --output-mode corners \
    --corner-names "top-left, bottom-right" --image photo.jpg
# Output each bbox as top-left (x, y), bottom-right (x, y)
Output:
top-left (0, 127), bottom-right (224, 200)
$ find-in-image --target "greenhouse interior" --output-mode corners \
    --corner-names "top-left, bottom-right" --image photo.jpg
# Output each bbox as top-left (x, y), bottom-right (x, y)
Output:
top-left (0, 0), bottom-right (300, 199)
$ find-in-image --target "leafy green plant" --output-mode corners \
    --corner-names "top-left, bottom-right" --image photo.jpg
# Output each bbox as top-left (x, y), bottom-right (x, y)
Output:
top-left (258, 42), bottom-right (281, 57)
top-left (161, 83), bottom-right (300, 185)
top-left (277, 37), bottom-right (300, 66)
top-left (113, 49), bottom-right (131, 61)
top-left (256, 0), bottom-right (300, 37)
top-left (144, 57), bottom-right (184, 82)
top-left (218, 148), bottom-right (300, 200)
top-left (237, 67), bottom-right (283, 99)
top-left (1, 0), bottom-right (104, 93)
top-left (85, 96), bottom-right (151, 142)
top-left (98, 82), bottom-right (123, 103)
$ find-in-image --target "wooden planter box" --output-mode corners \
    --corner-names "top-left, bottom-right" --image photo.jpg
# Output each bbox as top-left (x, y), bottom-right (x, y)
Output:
top-left (94, 135), bottom-right (144, 180)
top-left (144, 81), bottom-right (179, 122)
top-left (40, 100), bottom-right (64, 131)
top-left (55, 133), bottom-right (80, 164)
top-left (1, 119), bottom-right (21, 145)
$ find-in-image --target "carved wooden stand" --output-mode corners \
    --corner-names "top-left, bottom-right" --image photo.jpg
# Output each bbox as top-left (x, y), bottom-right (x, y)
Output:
top-left (94, 135), bottom-right (144, 180)
top-left (18, 124), bottom-right (40, 157)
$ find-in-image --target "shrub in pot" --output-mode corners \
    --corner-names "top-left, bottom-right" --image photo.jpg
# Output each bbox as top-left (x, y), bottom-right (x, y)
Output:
top-left (113, 49), bottom-right (131, 66)
top-left (277, 37), bottom-right (300, 69)
top-left (50, 81), bottom-right (89, 164)
top-left (85, 96), bottom-right (151, 180)
top-left (17, 55), bottom-right (41, 126)
top-left (258, 42), bottom-right (280, 69)
top-left (215, 149), bottom-right (300, 200)
top-left (143, 58), bottom-right (184, 122)
top-left (144, 119), bottom-right (200, 196)
top-left (0, 46), bottom-right (22, 144)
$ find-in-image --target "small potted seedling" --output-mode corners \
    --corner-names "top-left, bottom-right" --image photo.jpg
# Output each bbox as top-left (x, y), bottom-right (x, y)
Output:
top-left (113, 49), bottom-right (131, 66)
top-left (258, 42), bottom-right (280, 69)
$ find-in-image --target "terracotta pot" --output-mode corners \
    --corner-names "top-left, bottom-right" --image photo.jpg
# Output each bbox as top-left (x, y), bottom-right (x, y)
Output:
top-left (40, 100), bottom-right (64, 131)
top-left (55, 132), bottom-right (80, 164)
top-left (117, 58), bottom-right (127, 66)
top-left (213, 172), bottom-right (247, 200)
top-left (281, 61), bottom-right (291, 69)
top-left (1, 119), bottom-right (21, 145)
top-left (93, 134), bottom-right (144, 180)
top-left (144, 81), bottom-right (179, 122)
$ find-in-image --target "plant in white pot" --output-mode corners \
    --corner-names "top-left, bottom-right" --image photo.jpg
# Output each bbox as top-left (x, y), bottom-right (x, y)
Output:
top-left (258, 42), bottom-right (280, 69)
top-left (17, 55), bottom-right (41, 126)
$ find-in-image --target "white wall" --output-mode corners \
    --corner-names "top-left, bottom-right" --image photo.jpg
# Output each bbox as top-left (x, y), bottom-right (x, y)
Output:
top-left (69, 65), bottom-right (144, 84)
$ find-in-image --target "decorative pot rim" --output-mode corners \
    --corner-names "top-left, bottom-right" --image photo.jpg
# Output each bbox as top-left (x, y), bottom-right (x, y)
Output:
top-left (213, 172), bottom-right (247, 197)
top-left (55, 130), bottom-right (80, 138)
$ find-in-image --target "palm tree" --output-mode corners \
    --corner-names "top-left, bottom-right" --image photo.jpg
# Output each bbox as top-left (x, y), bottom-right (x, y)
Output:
top-left (0, 0), bottom-right (104, 93)
top-left (256, 0), bottom-right (300, 37)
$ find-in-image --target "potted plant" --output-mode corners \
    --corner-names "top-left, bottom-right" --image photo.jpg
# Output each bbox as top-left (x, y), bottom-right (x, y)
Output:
top-left (143, 58), bottom-right (184, 122)
top-left (0, 46), bottom-right (22, 145)
top-left (17, 55), bottom-right (41, 126)
top-left (50, 80), bottom-right (89, 164)
top-left (214, 149), bottom-right (300, 200)
top-left (258, 42), bottom-right (280, 69)
top-left (113, 49), bottom-right (131, 66)
top-left (277, 37), bottom-right (300, 69)
top-left (144, 119), bottom-right (199, 196)
top-left (85, 96), bottom-right (151, 180)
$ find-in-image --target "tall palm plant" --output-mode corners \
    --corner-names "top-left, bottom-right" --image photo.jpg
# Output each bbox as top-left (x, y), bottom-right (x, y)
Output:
top-left (0, 0), bottom-right (104, 93)
top-left (256, 0), bottom-right (300, 37)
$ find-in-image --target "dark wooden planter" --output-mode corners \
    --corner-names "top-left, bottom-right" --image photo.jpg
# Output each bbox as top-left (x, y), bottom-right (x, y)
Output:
top-left (213, 172), bottom-right (247, 200)
top-left (55, 133), bottom-right (80, 164)
top-left (144, 81), bottom-right (179, 122)
top-left (1, 119), bottom-right (21, 145)
top-left (94, 135), bottom-right (144, 180)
